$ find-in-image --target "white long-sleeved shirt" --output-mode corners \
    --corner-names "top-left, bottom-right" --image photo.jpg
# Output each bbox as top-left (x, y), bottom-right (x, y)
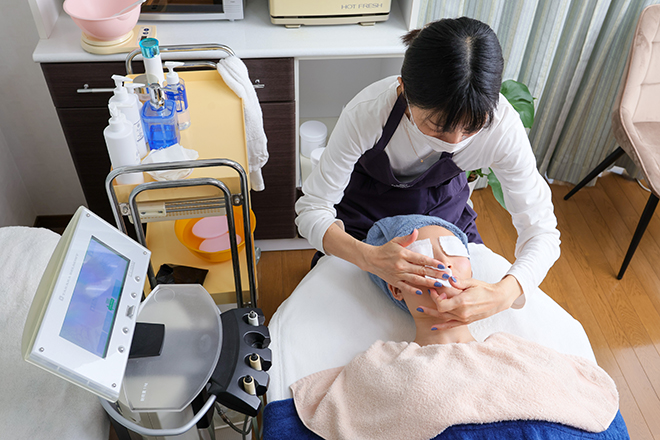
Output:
top-left (295, 76), bottom-right (560, 301)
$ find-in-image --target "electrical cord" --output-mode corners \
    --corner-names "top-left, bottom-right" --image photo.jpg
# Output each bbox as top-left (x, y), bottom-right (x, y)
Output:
top-left (242, 415), bottom-right (251, 440)
top-left (214, 402), bottom-right (253, 437)
top-left (636, 178), bottom-right (651, 192)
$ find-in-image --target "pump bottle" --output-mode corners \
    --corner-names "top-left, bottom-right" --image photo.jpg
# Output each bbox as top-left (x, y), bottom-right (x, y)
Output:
top-left (164, 61), bottom-right (191, 130)
top-left (139, 38), bottom-right (165, 86)
top-left (104, 103), bottom-right (144, 185)
top-left (109, 75), bottom-right (148, 158)
top-left (141, 84), bottom-right (180, 150)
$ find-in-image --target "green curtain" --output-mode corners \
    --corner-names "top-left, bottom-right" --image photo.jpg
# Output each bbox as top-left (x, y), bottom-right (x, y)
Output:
top-left (415, 0), bottom-right (660, 184)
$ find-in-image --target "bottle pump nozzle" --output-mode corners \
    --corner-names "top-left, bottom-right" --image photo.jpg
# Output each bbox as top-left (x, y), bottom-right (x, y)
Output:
top-left (165, 61), bottom-right (184, 86)
top-left (107, 103), bottom-right (127, 132)
top-left (111, 75), bottom-right (146, 99)
top-left (147, 84), bottom-right (166, 109)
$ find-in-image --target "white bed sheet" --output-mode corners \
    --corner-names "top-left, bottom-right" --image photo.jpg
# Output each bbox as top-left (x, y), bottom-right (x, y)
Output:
top-left (267, 243), bottom-right (596, 403)
top-left (0, 226), bottom-right (110, 440)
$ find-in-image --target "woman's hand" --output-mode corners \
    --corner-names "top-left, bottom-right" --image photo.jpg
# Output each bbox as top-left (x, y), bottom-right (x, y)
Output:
top-left (420, 275), bottom-right (523, 329)
top-left (359, 229), bottom-right (447, 297)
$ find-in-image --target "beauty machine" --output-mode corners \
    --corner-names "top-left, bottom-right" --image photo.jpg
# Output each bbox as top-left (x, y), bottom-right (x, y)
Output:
top-left (22, 206), bottom-right (271, 439)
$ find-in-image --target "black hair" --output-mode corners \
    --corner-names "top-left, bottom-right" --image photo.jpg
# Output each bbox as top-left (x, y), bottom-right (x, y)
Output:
top-left (401, 17), bottom-right (504, 134)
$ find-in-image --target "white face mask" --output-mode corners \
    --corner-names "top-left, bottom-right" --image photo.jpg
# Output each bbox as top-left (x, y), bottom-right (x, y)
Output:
top-left (405, 98), bottom-right (481, 152)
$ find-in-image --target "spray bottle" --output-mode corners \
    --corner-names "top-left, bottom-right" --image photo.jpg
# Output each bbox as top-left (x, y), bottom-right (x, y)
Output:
top-left (164, 61), bottom-right (191, 130)
top-left (109, 75), bottom-right (148, 158)
top-left (104, 103), bottom-right (144, 185)
top-left (139, 38), bottom-right (165, 86)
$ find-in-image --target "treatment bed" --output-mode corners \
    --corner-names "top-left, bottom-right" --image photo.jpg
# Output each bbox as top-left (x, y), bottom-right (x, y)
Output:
top-left (0, 226), bottom-right (109, 439)
top-left (263, 243), bottom-right (630, 439)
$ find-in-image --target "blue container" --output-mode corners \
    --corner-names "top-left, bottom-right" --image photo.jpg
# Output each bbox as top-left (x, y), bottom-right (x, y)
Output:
top-left (141, 84), bottom-right (180, 150)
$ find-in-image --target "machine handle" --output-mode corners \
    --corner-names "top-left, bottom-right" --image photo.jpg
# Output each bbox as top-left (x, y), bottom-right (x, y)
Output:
top-left (99, 394), bottom-right (217, 437)
top-left (125, 43), bottom-right (235, 75)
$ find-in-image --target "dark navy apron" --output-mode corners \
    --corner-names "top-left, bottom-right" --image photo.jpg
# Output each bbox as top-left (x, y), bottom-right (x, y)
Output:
top-left (312, 93), bottom-right (481, 268)
top-left (335, 92), bottom-right (482, 244)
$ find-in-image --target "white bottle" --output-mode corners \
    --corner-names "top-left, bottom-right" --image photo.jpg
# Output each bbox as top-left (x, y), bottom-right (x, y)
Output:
top-left (164, 61), bottom-right (191, 130)
top-left (104, 103), bottom-right (144, 185)
top-left (109, 75), bottom-right (149, 158)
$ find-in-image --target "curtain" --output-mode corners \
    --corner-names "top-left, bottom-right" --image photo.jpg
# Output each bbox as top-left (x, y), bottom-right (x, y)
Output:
top-left (415, 0), bottom-right (660, 184)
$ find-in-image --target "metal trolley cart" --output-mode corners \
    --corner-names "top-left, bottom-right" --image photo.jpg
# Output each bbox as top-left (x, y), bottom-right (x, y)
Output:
top-left (102, 45), bottom-right (270, 440)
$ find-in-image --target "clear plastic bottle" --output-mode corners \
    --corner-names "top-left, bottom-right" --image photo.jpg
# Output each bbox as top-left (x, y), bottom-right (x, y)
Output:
top-left (109, 75), bottom-right (148, 158)
top-left (164, 61), bottom-right (191, 130)
top-left (104, 103), bottom-right (144, 185)
top-left (141, 84), bottom-right (180, 150)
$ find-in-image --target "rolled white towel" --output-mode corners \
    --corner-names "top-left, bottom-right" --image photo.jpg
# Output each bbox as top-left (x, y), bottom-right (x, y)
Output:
top-left (217, 55), bottom-right (269, 191)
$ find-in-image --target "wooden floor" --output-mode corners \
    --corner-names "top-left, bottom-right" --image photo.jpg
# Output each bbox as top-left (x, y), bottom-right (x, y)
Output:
top-left (257, 171), bottom-right (660, 440)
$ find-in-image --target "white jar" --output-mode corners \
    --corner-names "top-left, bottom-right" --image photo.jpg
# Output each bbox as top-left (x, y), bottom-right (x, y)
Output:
top-left (309, 147), bottom-right (325, 169)
top-left (300, 120), bottom-right (327, 158)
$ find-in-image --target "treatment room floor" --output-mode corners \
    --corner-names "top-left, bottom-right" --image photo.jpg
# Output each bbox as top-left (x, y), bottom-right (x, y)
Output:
top-left (258, 171), bottom-right (660, 440)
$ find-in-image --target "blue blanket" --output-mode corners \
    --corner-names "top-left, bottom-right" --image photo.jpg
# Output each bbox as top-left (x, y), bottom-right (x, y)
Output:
top-left (262, 399), bottom-right (629, 440)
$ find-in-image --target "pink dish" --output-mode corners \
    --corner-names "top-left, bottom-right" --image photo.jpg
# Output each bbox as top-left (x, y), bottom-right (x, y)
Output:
top-left (199, 233), bottom-right (243, 253)
top-left (192, 216), bottom-right (229, 239)
top-left (63, 0), bottom-right (140, 41)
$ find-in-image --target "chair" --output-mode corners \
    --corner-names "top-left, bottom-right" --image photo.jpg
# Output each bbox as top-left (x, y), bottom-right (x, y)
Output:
top-left (564, 4), bottom-right (660, 279)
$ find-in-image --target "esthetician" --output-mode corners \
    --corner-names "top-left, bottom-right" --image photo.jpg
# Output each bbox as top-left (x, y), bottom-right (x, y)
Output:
top-left (295, 17), bottom-right (560, 329)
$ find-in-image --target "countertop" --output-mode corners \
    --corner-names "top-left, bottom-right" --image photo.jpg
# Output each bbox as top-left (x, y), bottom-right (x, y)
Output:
top-left (33, 0), bottom-right (410, 63)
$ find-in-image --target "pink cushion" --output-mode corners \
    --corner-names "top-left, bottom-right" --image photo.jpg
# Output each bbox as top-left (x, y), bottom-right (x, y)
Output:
top-left (612, 4), bottom-right (660, 196)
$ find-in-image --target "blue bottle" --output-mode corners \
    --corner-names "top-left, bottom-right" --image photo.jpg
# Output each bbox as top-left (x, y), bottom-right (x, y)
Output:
top-left (141, 84), bottom-right (180, 150)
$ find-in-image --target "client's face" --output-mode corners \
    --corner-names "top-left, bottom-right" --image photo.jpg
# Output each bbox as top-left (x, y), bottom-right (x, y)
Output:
top-left (416, 225), bottom-right (472, 280)
top-left (390, 225), bottom-right (472, 314)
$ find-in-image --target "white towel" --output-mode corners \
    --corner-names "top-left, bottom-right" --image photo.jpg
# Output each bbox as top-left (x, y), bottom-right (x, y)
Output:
top-left (217, 56), bottom-right (269, 191)
top-left (0, 226), bottom-right (109, 439)
top-left (291, 334), bottom-right (619, 440)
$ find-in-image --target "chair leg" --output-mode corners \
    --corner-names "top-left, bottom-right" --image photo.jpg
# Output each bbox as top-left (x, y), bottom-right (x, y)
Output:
top-left (617, 193), bottom-right (659, 279)
top-left (564, 146), bottom-right (625, 200)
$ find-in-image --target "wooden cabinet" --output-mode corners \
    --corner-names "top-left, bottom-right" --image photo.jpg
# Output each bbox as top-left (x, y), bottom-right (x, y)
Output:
top-left (40, 58), bottom-right (296, 239)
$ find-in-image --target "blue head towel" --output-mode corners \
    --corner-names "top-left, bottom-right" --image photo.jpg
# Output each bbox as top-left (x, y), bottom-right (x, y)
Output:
top-left (365, 214), bottom-right (469, 312)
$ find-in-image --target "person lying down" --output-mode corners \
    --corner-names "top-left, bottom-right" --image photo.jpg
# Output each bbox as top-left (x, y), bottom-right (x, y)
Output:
top-left (290, 215), bottom-right (620, 440)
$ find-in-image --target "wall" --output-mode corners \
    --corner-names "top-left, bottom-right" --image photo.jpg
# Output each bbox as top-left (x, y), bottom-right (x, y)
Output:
top-left (0, 0), bottom-right (85, 227)
top-left (299, 58), bottom-right (403, 119)
top-left (0, 128), bottom-right (34, 226)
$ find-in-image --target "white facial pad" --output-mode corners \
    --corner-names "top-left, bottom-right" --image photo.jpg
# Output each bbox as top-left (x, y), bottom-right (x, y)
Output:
top-left (438, 236), bottom-right (470, 259)
top-left (406, 238), bottom-right (452, 287)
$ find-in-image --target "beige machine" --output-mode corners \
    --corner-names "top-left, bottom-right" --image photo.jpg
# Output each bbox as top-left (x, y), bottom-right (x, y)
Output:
top-left (269, 0), bottom-right (391, 27)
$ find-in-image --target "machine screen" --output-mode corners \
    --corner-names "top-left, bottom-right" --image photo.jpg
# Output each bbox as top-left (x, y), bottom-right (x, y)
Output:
top-left (59, 237), bottom-right (129, 358)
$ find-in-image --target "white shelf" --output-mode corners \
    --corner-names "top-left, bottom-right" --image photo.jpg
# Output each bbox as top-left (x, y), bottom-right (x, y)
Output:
top-left (33, 0), bottom-right (413, 63)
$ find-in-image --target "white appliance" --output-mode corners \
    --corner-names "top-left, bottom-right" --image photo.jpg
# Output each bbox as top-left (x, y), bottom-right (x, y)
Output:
top-left (269, 0), bottom-right (391, 27)
top-left (140, 0), bottom-right (245, 21)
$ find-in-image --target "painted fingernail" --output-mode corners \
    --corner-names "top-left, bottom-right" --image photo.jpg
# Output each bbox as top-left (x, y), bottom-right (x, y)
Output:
top-left (434, 281), bottom-right (442, 287)
top-left (442, 273), bottom-right (450, 279)
top-left (428, 289), bottom-right (432, 294)
top-left (451, 276), bottom-right (457, 282)
top-left (416, 307), bottom-right (424, 313)
top-left (438, 264), bottom-right (445, 269)
top-left (416, 290), bottom-right (423, 295)
top-left (431, 327), bottom-right (438, 331)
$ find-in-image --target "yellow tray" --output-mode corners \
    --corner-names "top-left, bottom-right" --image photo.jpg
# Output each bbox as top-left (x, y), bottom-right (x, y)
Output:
top-left (112, 69), bottom-right (256, 304)
top-left (113, 70), bottom-right (250, 205)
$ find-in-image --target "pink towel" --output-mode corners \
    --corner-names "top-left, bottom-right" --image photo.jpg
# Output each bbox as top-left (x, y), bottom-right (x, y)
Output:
top-left (291, 333), bottom-right (618, 440)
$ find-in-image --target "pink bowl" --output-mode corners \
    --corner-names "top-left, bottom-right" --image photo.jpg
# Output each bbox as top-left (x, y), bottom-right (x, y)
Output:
top-left (63, 0), bottom-right (141, 41)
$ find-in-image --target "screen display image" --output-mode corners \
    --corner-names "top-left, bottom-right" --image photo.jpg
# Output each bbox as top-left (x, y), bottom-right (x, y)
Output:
top-left (59, 237), bottom-right (130, 358)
